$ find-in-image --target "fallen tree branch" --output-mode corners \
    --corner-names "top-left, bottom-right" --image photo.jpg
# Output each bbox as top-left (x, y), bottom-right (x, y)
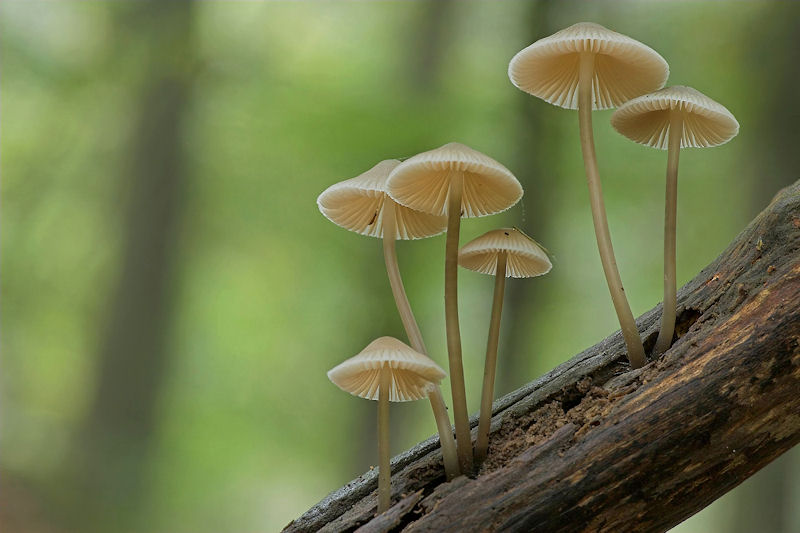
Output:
top-left (286, 180), bottom-right (800, 533)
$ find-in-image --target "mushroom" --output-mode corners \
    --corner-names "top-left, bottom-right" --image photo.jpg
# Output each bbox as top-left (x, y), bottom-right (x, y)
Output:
top-left (611, 86), bottom-right (739, 355)
top-left (317, 159), bottom-right (446, 356)
top-left (458, 228), bottom-right (552, 464)
top-left (318, 160), bottom-right (460, 478)
top-left (508, 22), bottom-right (669, 369)
top-left (387, 142), bottom-right (523, 472)
top-left (327, 336), bottom-right (457, 512)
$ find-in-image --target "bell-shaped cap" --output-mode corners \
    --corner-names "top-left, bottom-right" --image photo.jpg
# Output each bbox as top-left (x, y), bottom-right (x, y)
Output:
top-left (327, 337), bottom-right (447, 402)
top-left (508, 22), bottom-right (669, 110)
top-left (386, 142), bottom-right (523, 218)
top-left (610, 85), bottom-right (740, 150)
top-left (317, 159), bottom-right (448, 240)
top-left (459, 228), bottom-right (552, 278)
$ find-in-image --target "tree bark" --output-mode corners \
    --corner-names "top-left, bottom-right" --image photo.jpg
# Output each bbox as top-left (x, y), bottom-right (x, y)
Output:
top-left (285, 180), bottom-right (800, 533)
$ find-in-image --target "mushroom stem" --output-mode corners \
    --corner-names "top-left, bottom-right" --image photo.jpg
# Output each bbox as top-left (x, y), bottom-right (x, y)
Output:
top-left (444, 170), bottom-right (472, 473)
top-left (382, 200), bottom-right (427, 354)
top-left (383, 200), bottom-right (460, 477)
top-left (427, 385), bottom-right (461, 480)
top-left (475, 251), bottom-right (507, 465)
top-left (377, 365), bottom-right (391, 513)
top-left (654, 112), bottom-right (683, 356)
top-left (577, 51), bottom-right (646, 369)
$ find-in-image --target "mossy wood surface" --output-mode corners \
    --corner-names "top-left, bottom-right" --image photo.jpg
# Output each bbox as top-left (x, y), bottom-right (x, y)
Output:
top-left (285, 180), bottom-right (800, 533)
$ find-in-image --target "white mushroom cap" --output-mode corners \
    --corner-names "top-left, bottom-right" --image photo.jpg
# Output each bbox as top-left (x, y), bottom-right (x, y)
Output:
top-left (327, 337), bottom-right (447, 402)
top-left (459, 228), bottom-right (552, 278)
top-left (386, 142), bottom-right (523, 218)
top-left (508, 22), bottom-right (669, 110)
top-left (317, 159), bottom-right (448, 240)
top-left (610, 85), bottom-right (740, 149)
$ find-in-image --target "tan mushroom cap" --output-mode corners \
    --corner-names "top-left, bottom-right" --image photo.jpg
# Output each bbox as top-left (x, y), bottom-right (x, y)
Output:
top-left (459, 228), bottom-right (552, 278)
top-left (317, 159), bottom-right (448, 240)
top-left (327, 336), bottom-right (447, 402)
top-left (386, 143), bottom-right (523, 218)
top-left (610, 85), bottom-right (740, 149)
top-left (508, 22), bottom-right (669, 110)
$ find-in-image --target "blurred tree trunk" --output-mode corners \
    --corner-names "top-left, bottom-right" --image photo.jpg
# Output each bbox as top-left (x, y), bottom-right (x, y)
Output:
top-left (408, 0), bottom-right (454, 93)
top-left (498, 0), bottom-right (557, 395)
top-left (728, 5), bottom-right (800, 532)
top-left (748, 3), bottom-right (800, 209)
top-left (68, 2), bottom-right (195, 530)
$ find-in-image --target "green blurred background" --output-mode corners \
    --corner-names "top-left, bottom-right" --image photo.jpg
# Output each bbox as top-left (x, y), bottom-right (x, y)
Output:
top-left (2, 1), bottom-right (798, 531)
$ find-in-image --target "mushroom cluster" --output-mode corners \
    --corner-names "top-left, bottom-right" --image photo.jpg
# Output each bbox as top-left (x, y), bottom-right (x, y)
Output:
top-left (319, 142), bottom-right (545, 506)
top-left (318, 20), bottom-right (738, 516)
top-left (509, 21), bottom-right (738, 363)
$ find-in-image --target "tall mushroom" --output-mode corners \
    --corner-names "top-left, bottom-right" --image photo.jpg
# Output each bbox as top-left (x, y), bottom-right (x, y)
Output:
top-left (318, 161), bottom-right (460, 478)
top-left (458, 228), bottom-right (552, 464)
top-left (327, 336), bottom-right (455, 513)
top-left (611, 86), bottom-right (739, 355)
top-left (387, 142), bottom-right (523, 473)
top-left (508, 22), bottom-right (669, 369)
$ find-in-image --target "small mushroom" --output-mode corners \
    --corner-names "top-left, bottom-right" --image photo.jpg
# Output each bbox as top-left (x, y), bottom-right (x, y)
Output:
top-left (458, 228), bottom-right (552, 464)
top-left (387, 143), bottom-right (523, 472)
top-left (327, 337), bottom-right (457, 512)
top-left (508, 22), bottom-right (669, 369)
top-left (611, 86), bottom-right (739, 355)
top-left (317, 159), bottom-right (447, 355)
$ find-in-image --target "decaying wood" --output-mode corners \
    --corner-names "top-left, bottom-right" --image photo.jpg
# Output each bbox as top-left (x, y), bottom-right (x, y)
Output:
top-left (285, 180), bottom-right (800, 533)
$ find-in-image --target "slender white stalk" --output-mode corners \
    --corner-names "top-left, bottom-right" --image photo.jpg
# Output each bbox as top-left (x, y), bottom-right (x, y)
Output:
top-left (383, 198), bottom-right (459, 477)
top-left (428, 385), bottom-right (460, 480)
top-left (475, 251), bottom-right (507, 464)
top-left (654, 112), bottom-right (683, 356)
top-left (382, 200), bottom-right (427, 354)
top-left (578, 51), bottom-right (646, 369)
top-left (444, 171), bottom-right (472, 473)
top-left (377, 366), bottom-right (391, 513)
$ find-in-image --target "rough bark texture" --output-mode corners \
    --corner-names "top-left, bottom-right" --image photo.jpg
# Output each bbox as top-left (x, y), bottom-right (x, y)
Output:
top-left (285, 180), bottom-right (800, 533)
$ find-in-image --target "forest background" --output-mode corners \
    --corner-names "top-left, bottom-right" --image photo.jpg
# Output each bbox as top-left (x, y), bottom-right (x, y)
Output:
top-left (1, 1), bottom-right (798, 532)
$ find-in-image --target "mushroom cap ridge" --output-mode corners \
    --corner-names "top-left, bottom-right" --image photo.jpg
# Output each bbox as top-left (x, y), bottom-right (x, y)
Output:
top-left (386, 142), bottom-right (523, 218)
top-left (508, 21), bottom-right (669, 110)
top-left (317, 159), bottom-right (447, 240)
top-left (327, 337), bottom-right (447, 402)
top-left (459, 228), bottom-right (552, 278)
top-left (610, 85), bottom-right (740, 150)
